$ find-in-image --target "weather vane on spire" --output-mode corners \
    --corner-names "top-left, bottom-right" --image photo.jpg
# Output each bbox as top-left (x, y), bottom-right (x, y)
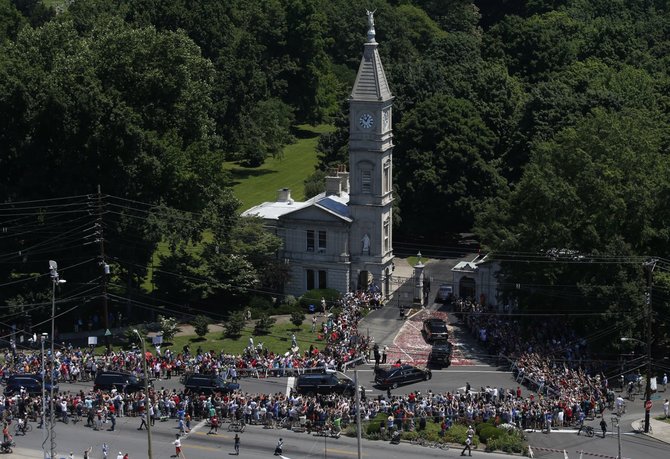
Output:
top-left (366, 9), bottom-right (376, 42)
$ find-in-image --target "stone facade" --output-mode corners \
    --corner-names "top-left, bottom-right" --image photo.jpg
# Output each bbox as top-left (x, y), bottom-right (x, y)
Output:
top-left (242, 14), bottom-right (395, 298)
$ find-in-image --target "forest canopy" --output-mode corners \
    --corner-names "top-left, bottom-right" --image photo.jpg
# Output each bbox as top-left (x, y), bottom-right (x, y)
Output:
top-left (1, 0), bottom-right (670, 345)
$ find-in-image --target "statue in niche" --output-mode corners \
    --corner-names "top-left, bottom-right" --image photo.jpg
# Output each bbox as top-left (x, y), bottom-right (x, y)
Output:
top-left (362, 233), bottom-right (371, 254)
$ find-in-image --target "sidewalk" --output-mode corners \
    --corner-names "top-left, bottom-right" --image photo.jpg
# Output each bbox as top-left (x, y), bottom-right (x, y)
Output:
top-left (631, 417), bottom-right (670, 444)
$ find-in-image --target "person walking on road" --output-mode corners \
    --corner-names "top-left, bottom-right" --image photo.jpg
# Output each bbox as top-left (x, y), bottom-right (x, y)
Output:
top-left (101, 443), bottom-right (108, 459)
top-left (600, 419), bottom-right (607, 438)
top-left (173, 434), bottom-right (184, 458)
top-left (663, 399), bottom-right (669, 419)
top-left (461, 425), bottom-right (474, 456)
top-left (382, 345), bottom-right (388, 364)
top-left (234, 434), bottom-right (240, 455)
top-left (137, 411), bottom-right (148, 430)
top-left (116, 452), bottom-right (123, 459)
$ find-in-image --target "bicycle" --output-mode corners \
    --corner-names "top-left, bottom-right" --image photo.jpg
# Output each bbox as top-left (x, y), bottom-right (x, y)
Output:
top-left (14, 422), bottom-right (32, 436)
top-left (228, 420), bottom-right (245, 433)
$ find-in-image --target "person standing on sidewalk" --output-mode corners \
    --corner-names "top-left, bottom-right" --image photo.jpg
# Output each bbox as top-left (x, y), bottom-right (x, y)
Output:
top-left (600, 418), bottom-right (607, 438)
top-left (382, 345), bottom-right (388, 364)
top-left (234, 434), bottom-right (240, 455)
top-left (663, 399), bottom-right (669, 419)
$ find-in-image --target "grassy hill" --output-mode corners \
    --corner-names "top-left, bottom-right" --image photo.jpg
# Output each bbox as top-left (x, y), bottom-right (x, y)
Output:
top-left (225, 124), bottom-right (333, 209)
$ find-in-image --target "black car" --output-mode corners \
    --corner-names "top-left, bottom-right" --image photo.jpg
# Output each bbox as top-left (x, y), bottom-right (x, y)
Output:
top-left (374, 364), bottom-right (432, 389)
top-left (422, 318), bottom-right (449, 342)
top-left (181, 374), bottom-right (239, 395)
top-left (427, 342), bottom-right (452, 368)
top-left (4, 374), bottom-right (57, 396)
top-left (295, 372), bottom-right (357, 396)
top-left (93, 371), bottom-right (148, 393)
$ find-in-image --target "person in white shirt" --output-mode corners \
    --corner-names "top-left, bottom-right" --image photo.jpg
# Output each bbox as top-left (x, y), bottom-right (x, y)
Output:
top-left (664, 399), bottom-right (669, 419)
top-left (116, 452), bottom-right (123, 459)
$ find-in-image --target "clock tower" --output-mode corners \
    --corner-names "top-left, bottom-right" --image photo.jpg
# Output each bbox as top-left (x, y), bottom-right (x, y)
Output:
top-left (348, 10), bottom-right (394, 295)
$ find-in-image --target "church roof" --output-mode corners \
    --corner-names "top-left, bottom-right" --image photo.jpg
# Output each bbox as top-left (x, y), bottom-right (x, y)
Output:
top-left (241, 192), bottom-right (351, 222)
top-left (350, 42), bottom-right (392, 101)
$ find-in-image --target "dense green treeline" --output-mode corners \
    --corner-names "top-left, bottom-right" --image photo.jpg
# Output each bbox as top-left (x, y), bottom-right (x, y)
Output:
top-left (1, 0), bottom-right (669, 348)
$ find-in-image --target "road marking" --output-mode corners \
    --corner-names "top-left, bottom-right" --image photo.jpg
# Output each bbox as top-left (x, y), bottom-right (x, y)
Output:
top-left (183, 419), bottom-right (207, 439)
top-left (287, 376), bottom-right (295, 396)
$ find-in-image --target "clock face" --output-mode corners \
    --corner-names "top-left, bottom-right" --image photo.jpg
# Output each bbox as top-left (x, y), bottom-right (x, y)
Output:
top-left (382, 109), bottom-right (390, 131)
top-left (359, 113), bottom-right (374, 129)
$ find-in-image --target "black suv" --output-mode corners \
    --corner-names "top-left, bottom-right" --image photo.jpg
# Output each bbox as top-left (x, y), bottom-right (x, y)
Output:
top-left (422, 318), bottom-right (449, 342)
top-left (181, 374), bottom-right (239, 395)
top-left (295, 372), bottom-right (357, 396)
top-left (4, 374), bottom-right (57, 396)
top-left (93, 371), bottom-right (148, 393)
top-left (427, 342), bottom-right (452, 368)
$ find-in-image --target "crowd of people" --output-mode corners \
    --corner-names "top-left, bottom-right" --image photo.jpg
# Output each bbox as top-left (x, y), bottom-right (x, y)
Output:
top-left (454, 297), bottom-right (633, 429)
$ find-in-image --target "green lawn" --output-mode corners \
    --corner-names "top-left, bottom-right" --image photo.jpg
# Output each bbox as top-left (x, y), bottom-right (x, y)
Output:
top-left (168, 321), bottom-right (324, 355)
top-left (140, 124), bottom-right (332, 292)
top-left (104, 320), bottom-right (326, 356)
top-left (226, 124), bottom-right (334, 209)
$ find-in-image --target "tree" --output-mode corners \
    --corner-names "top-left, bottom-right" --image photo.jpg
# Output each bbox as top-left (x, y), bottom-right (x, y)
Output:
top-left (225, 311), bottom-right (245, 338)
top-left (193, 314), bottom-right (211, 338)
top-left (253, 313), bottom-right (276, 336)
top-left (290, 311), bottom-right (305, 328)
top-left (476, 108), bottom-right (670, 324)
top-left (394, 94), bottom-right (505, 237)
top-left (158, 315), bottom-right (180, 343)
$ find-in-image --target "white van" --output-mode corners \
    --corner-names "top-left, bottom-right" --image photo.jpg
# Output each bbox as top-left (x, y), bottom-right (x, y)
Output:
top-left (436, 284), bottom-right (453, 303)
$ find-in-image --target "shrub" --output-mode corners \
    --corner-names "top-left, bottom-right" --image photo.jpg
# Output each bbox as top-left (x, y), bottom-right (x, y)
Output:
top-left (249, 295), bottom-right (273, 310)
top-left (283, 295), bottom-right (297, 307)
top-left (225, 311), bottom-right (245, 338)
top-left (254, 314), bottom-right (276, 335)
top-left (192, 314), bottom-right (211, 338)
top-left (485, 431), bottom-right (526, 453)
top-left (478, 425), bottom-right (503, 443)
top-left (157, 315), bottom-right (180, 342)
top-left (290, 311), bottom-right (305, 327)
top-left (443, 424), bottom-right (479, 447)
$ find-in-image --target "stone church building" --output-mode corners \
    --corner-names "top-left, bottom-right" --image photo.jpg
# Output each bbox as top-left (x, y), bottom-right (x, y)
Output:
top-left (242, 13), bottom-right (395, 298)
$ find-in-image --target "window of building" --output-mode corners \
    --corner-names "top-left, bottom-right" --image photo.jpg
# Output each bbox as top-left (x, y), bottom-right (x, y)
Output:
top-left (383, 217), bottom-right (390, 253)
top-left (306, 229), bottom-right (314, 252)
top-left (318, 230), bottom-right (327, 252)
top-left (361, 170), bottom-right (372, 194)
top-left (383, 160), bottom-right (391, 194)
top-left (318, 270), bottom-right (327, 289)
top-left (306, 269), bottom-right (315, 290)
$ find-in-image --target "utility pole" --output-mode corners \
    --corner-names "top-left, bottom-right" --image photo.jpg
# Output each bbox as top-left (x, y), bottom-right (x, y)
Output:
top-left (611, 415), bottom-right (622, 459)
top-left (354, 370), bottom-right (362, 459)
top-left (40, 333), bottom-right (47, 459)
top-left (97, 185), bottom-right (110, 351)
top-left (643, 259), bottom-right (656, 434)
top-left (49, 261), bottom-right (65, 459)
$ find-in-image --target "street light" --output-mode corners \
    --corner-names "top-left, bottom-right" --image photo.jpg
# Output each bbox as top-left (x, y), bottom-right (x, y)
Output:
top-left (133, 329), bottom-right (153, 459)
top-left (49, 261), bottom-right (65, 459)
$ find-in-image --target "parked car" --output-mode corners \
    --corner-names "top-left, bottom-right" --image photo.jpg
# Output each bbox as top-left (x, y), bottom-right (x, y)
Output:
top-left (4, 374), bottom-right (57, 396)
top-left (94, 371), bottom-right (149, 393)
top-left (427, 342), bottom-right (452, 368)
top-left (374, 364), bottom-right (432, 389)
top-left (422, 318), bottom-right (449, 342)
top-left (436, 284), bottom-right (453, 303)
top-left (181, 373), bottom-right (239, 395)
top-left (294, 371), bottom-right (357, 396)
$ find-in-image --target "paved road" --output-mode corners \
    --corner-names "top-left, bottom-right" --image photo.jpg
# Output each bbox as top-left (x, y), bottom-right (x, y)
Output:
top-left (13, 417), bottom-right (518, 459)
